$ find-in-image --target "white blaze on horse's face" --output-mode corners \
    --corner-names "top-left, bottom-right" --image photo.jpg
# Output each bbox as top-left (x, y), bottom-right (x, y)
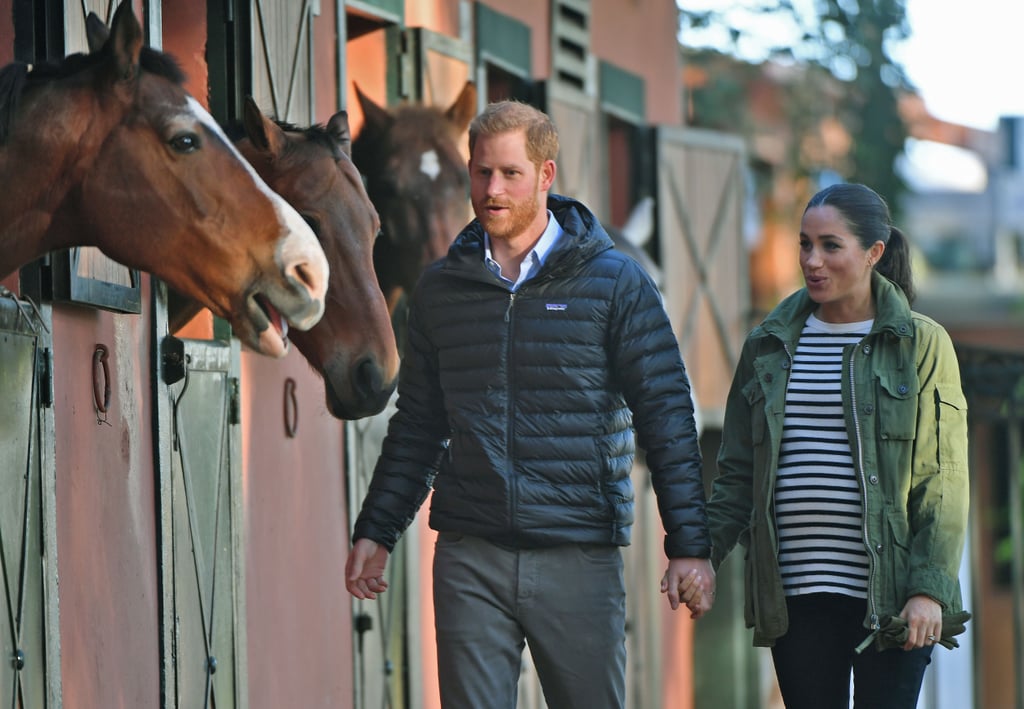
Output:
top-left (420, 149), bottom-right (442, 181)
top-left (183, 97), bottom-right (329, 332)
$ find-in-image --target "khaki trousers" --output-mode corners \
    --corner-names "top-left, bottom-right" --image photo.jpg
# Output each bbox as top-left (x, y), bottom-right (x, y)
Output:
top-left (432, 533), bottom-right (626, 709)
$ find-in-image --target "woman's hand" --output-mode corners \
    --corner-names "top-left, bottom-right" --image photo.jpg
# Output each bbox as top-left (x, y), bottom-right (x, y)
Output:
top-left (899, 594), bottom-right (943, 650)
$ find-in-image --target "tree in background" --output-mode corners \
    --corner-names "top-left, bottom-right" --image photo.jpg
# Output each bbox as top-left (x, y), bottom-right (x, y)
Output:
top-left (679, 0), bottom-right (911, 215)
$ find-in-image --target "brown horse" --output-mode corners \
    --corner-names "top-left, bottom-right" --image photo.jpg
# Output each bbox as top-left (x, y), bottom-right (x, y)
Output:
top-left (231, 98), bottom-right (399, 418)
top-left (352, 82), bottom-right (477, 314)
top-left (0, 1), bottom-right (328, 358)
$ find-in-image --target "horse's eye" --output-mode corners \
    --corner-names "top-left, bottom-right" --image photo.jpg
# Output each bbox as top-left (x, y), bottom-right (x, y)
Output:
top-left (169, 132), bottom-right (200, 154)
top-left (302, 214), bottom-right (322, 237)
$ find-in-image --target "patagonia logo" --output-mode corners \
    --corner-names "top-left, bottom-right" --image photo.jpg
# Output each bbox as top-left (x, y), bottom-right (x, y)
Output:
top-left (545, 303), bottom-right (568, 311)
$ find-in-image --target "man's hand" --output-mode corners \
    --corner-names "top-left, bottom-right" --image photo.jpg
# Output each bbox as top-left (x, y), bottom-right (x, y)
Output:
top-left (660, 557), bottom-right (716, 619)
top-left (345, 538), bottom-right (391, 600)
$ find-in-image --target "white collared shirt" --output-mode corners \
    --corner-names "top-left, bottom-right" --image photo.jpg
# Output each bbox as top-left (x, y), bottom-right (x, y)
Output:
top-left (484, 211), bottom-right (563, 291)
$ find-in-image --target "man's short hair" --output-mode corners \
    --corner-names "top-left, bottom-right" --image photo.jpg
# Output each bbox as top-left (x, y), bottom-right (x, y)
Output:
top-left (469, 100), bottom-right (559, 167)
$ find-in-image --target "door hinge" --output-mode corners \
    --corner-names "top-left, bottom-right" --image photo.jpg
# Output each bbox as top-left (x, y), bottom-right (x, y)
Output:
top-left (37, 347), bottom-right (53, 408)
top-left (229, 377), bottom-right (240, 425)
top-left (162, 335), bottom-right (186, 385)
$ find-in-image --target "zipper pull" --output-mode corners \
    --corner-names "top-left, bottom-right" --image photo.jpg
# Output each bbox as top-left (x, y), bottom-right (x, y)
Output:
top-left (505, 293), bottom-right (515, 322)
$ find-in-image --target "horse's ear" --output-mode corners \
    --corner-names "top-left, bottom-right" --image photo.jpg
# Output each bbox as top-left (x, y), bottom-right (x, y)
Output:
top-left (354, 82), bottom-right (393, 134)
top-left (108, 1), bottom-right (143, 83)
top-left (85, 13), bottom-right (110, 53)
top-left (445, 81), bottom-right (477, 134)
top-left (242, 95), bottom-right (286, 157)
top-left (326, 110), bottom-right (353, 157)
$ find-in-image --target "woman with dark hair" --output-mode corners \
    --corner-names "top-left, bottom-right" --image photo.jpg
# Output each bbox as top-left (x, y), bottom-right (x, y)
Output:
top-left (696, 182), bottom-right (970, 707)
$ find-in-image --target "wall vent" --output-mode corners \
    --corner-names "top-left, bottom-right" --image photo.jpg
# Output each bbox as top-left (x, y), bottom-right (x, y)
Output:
top-left (551, 0), bottom-right (593, 95)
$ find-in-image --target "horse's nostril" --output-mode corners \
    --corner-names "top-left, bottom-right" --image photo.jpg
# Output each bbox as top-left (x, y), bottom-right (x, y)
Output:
top-left (289, 261), bottom-right (322, 301)
top-left (354, 357), bottom-right (383, 399)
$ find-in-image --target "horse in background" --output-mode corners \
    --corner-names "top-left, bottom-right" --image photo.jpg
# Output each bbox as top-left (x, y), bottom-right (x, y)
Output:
top-left (0, 2), bottom-right (328, 358)
top-left (351, 82), bottom-right (477, 316)
top-left (605, 196), bottom-right (662, 288)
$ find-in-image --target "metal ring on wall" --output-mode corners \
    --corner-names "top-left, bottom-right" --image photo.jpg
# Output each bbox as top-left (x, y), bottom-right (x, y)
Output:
top-left (93, 344), bottom-right (111, 425)
top-left (284, 377), bottom-right (298, 438)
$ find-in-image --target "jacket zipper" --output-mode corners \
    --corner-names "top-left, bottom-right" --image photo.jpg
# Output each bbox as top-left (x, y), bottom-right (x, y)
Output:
top-left (771, 343), bottom-right (794, 558)
top-left (850, 345), bottom-right (879, 630)
top-left (505, 291), bottom-right (517, 534)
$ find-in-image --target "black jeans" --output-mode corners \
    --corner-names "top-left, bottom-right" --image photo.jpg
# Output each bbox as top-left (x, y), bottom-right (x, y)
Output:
top-left (771, 593), bottom-right (933, 709)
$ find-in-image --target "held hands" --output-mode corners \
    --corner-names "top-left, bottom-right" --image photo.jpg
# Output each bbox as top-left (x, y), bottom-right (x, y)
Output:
top-left (660, 557), bottom-right (716, 619)
top-left (899, 594), bottom-right (943, 651)
top-left (345, 538), bottom-right (390, 600)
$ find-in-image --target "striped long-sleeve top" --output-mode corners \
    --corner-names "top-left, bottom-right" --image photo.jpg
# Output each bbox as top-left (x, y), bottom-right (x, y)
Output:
top-left (775, 313), bottom-right (872, 598)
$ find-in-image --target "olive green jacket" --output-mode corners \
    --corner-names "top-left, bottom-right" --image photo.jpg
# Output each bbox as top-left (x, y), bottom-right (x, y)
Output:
top-left (708, 272), bottom-right (970, 647)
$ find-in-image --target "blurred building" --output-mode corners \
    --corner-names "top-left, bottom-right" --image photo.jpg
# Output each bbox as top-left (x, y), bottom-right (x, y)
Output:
top-left (899, 110), bottom-right (1024, 709)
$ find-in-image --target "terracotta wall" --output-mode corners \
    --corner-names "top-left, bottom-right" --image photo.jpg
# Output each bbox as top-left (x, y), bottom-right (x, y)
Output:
top-left (55, 285), bottom-right (162, 707)
top-left (0, 0), bottom-right (11, 65)
top-left (591, 0), bottom-right (682, 126)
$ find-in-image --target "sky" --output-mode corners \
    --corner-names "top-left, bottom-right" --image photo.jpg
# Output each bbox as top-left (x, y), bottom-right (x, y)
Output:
top-left (677, 0), bottom-right (1024, 191)
top-left (895, 0), bottom-right (1024, 190)
top-left (896, 0), bottom-right (1024, 132)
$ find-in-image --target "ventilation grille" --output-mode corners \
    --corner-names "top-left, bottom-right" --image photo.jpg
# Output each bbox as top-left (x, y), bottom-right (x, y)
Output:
top-left (551, 0), bottom-right (593, 94)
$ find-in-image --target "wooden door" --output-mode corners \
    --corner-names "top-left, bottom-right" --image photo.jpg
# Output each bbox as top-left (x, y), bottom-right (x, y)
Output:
top-left (656, 125), bottom-right (756, 709)
top-left (250, 0), bottom-right (317, 124)
top-left (656, 125), bottom-right (748, 425)
top-left (546, 87), bottom-right (605, 220)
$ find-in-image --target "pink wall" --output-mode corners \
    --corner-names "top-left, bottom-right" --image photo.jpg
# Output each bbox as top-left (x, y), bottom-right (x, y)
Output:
top-left (314, 1), bottom-right (339, 119)
top-left (55, 282), bottom-right (162, 708)
top-left (591, 0), bottom-right (683, 126)
top-left (0, 0), bottom-right (12, 65)
top-left (162, 0), bottom-right (209, 107)
top-left (241, 351), bottom-right (353, 708)
top-left (406, 0), bottom-right (462, 39)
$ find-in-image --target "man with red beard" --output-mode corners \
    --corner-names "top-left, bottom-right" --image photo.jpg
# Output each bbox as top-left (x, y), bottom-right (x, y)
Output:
top-left (346, 100), bottom-right (714, 708)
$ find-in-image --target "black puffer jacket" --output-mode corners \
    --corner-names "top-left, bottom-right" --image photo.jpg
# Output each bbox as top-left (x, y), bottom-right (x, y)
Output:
top-left (353, 195), bottom-right (710, 559)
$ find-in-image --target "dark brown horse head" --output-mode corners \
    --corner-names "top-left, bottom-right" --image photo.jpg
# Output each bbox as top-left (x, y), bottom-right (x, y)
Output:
top-left (0, 1), bottom-right (329, 358)
top-left (235, 98), bottom-right (399, 418)
top-left (352, 81), bottom-right (476, 313)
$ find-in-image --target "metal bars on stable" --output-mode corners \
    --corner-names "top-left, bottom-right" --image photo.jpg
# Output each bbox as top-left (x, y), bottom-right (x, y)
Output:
top-left (159, 331), bottom-right (245, 709)
top-left (0, 292), bottom-right (59, 708)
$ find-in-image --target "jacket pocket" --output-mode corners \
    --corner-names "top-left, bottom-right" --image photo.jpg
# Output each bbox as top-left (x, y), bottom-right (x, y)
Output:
top-left (877, 372), bottom-right (918, 441)
top-left (884, 509), bottom-right (912, 605)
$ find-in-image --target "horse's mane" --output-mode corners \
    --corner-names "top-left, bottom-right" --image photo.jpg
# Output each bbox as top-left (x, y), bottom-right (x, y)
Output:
top-left (0, 46), bottom-right (185, 144)
top-left (0, 62), bottom-right (29, 145)
top-left (267, 119), bottom-right (346, 161)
